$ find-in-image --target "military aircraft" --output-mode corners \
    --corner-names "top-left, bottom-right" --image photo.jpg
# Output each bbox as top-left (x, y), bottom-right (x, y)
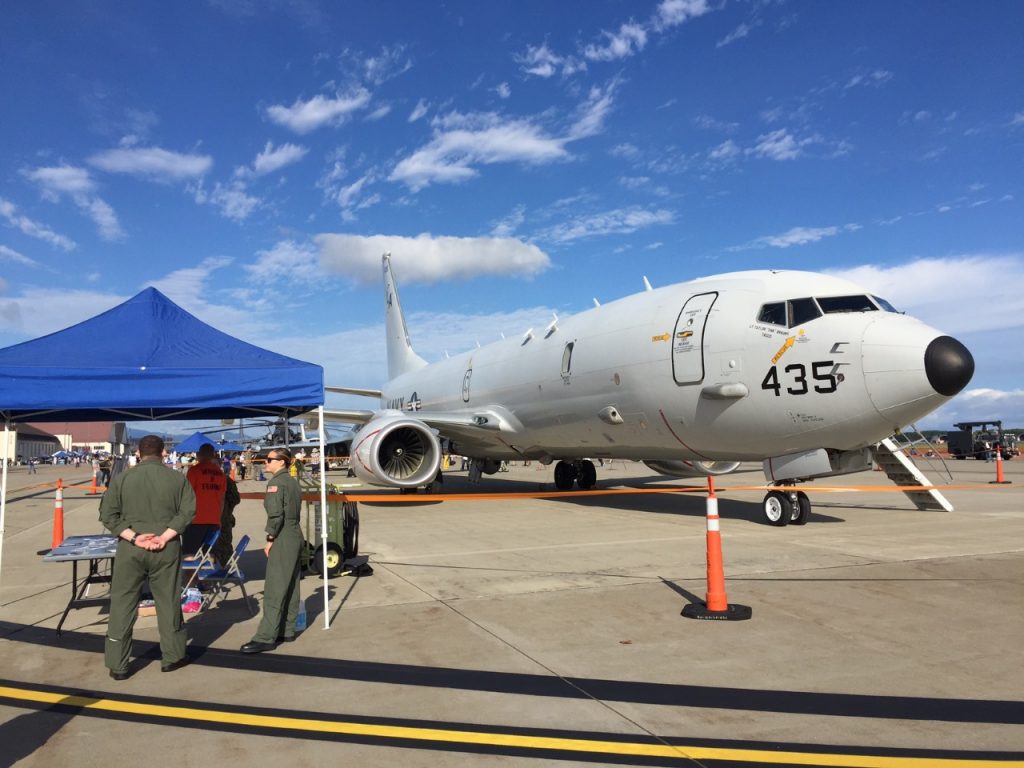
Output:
top-left (325, 254), bottom-right (974, 525)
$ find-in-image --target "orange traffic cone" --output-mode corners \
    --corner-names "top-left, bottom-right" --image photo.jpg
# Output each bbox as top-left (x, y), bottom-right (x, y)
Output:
top-left (682, 477), bottom-right (752, 621)
top-left (51, 479), bottom-right (65, 549)
top-left (991, 444), bottom-right (1012, 485)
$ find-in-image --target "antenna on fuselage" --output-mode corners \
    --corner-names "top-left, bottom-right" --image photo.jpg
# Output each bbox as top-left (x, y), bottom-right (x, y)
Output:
top-left (593, 298), bottom-right (601, 307)
top-left (643, 276), bottom-right (653, 291)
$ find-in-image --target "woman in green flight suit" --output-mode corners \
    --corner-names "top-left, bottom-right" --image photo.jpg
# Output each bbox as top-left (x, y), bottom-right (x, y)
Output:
top-left (240, 448), bottom-right (302, 653)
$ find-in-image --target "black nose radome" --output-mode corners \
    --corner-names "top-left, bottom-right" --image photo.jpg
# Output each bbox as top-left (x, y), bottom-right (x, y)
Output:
top-left (925, 335), bottom-right (974, 397)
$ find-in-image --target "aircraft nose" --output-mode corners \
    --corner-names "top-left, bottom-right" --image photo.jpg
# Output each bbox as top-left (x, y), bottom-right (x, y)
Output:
top-left (924, 335), bottom-right (975, 397)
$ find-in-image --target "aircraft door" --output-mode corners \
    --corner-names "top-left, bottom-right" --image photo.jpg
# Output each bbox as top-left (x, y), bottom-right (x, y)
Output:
top-left (672, 292), bottom-right (718, 385)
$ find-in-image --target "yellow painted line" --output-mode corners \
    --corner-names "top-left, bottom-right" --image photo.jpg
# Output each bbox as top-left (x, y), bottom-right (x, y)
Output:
top-left (1, 685), bottom-right (1019, 767)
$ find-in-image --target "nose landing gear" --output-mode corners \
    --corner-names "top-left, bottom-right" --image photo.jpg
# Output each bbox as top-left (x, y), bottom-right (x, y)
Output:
top-left (763, 487), bottom-right (811, 526)
top-left (553, 459), bottom-right (598, 490)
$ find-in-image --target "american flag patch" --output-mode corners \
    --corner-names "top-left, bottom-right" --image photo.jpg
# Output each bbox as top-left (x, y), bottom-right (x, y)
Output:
top-left (268, 486), bottom-right (279, 493)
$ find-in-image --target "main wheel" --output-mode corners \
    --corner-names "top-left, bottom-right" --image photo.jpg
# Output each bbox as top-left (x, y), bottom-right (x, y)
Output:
top-left (763, 491), bottom-right (792, 526)
top-left (791, 491), bottom-right (811, 525)
top-left (576, 460), bottom-right (597, 490)
top-left (554, 460), bottom-right (576, 491)
top-left (313, 543), bottom-right (345, 578)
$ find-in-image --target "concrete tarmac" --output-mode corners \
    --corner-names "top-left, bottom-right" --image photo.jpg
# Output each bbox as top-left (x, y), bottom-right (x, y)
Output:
top-left (1, 457), bottom-right (1022, 767)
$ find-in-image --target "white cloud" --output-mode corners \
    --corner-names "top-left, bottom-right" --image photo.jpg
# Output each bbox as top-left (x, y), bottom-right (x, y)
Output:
top-left (495, 82), bottom-right (511, 99)
top-left (0, 244), bottom-right (39, 267)
top-left (748, 129), bottom-right (817, 160)
top-left (731, 223), bottom-right (861, 251)
top-left (366, 103), bottom-right (392, 121)
top-left (540, 207), bottom-right (675, 243)
top-left (244, 141), bottom-right (308, 176)
top-left (515, 43), bottom-right (585, 78)
top-left (845, 69), bottom-right (894, 89)
top-left (717, 22), bottom-right (753, 48)
top-left (568, 81), bottom-right (618, 140)
top-left (1011, 112), bottom-right (1024, 127)
top-left (610, 143), bottom-right (640, 159)
top-left (21, 164), bottom-right (125, 240)
top-left (314, 233), bottom-right (551, 285)
top-left (584, 22), bottom-right (647, 62)
top-left (0, 197), bottom-right (76, 251)
top-left (490, 205), bottom-right (526, 238)
top-left (653, 0), bottom-right (711, 30)
top-left (193, 180), bottom-right (260, 221)
top-left (0, 287), bottom-right (131, 334)
top-left (363, 45), bottom-right (412, 85)
top-left (826, 255), bottom-right (1024, 335)
top-left (389, 112), bottom-right (570, 191)
top-left (619, 176), bottom-right (651, 190)
top-left (89, 146), bottom-right (213, 180)
top-left (408, 99), bottom-right (429, 122)
top-left (244, 240), bottom-right (321, 284)
top-left (266, 89), bottom-right (372, 134)
top-left (708, 139), bottom-right (741, 161)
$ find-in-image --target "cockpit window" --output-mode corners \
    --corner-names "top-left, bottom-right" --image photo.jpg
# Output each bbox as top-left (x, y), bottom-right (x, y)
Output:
top-left (789, 297), bottom-right (822, 326)
top-left (872, 295), bottom-right (900, 313)
top-left (757, 298), bottom-right (823, 328)
top-left (817, 295), bottom-right (877, 314)
top-left (757, 302), bottom-right (787, 326)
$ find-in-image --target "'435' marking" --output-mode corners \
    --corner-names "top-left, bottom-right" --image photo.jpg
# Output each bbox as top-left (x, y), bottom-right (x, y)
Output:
top-left (761, 361), bottom-right (837, 396)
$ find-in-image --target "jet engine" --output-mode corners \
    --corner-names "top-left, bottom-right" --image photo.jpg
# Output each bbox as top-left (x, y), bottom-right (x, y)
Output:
top-left (643, 459), bottom-right (741, 478)
top-left (350, 413), bottom-right (442, 488)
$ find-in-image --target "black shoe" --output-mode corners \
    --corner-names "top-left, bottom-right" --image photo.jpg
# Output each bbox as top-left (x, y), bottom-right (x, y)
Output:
top-left (240, 640), bottom-right (276, 654)
top-left (161, 655), bottom-right (192, 673)
top-left (276, 634), bottom-right (298, 643)
top-left (109, 669), bottom-right (130, 681)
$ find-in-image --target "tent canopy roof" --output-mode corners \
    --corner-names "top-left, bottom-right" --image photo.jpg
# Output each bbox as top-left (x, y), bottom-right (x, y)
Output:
top-left (0, 287), bottom-right (323, 423)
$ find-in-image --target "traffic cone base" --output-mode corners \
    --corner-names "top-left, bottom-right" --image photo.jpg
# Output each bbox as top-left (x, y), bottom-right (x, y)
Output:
top-left (682, 602), bottom-right (753, 621)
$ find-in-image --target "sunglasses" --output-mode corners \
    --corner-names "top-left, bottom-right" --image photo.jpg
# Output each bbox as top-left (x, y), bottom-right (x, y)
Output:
top-left (267, 455), bottom-right (285, 462)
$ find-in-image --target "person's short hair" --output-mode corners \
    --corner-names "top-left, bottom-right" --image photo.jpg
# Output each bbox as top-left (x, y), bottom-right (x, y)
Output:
top-left (138, 435), bottom-right (165, 458)
top-left (197, 443), bottom-right (217, 459)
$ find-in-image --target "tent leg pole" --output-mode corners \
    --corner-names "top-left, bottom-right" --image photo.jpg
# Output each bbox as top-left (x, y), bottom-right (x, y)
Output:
top-left (0, 419), bottom-right (11, 588)
top-left (318, 406), bottom-right (330, 630)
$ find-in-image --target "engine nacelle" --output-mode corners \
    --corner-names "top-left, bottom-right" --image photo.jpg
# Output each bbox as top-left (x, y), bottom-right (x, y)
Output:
top-left (350, 413), bottom-right (442, 488)
top-left (643, 459), bottom-right (741, 478)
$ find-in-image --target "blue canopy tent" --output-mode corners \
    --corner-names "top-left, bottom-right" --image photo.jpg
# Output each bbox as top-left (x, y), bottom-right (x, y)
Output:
top-left (174, 431), bottom-right (217, 453)
top-left (0, 287), bottom-right (334, 626)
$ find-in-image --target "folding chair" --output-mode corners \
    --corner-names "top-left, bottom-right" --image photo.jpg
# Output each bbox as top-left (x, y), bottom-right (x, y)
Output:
top-left (195, 534), bottom-right (254, 614)
top-left (180, 527), bottom-right (220, 595)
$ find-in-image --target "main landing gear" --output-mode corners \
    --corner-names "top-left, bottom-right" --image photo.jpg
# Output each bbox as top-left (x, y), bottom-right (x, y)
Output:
top-left (762, 487), bottom-right (811, 527)
top-left (553, 459), bottom-right (598, 490)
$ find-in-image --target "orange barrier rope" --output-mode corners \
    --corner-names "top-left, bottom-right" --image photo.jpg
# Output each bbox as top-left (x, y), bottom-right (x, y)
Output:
top-left (233, 481), bottom-right (1013, 504)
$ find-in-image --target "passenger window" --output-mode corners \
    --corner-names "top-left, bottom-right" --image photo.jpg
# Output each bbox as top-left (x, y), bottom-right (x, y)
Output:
top-left (817, 295), bottom-right (877, 314)
top-left (757, 302), bottom-right (787, 326)
top-left (788, 298), bottom-right (822, 327)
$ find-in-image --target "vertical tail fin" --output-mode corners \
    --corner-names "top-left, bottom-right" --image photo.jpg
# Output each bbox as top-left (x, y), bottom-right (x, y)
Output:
top-left (383, 253), bottom-right (428, 380)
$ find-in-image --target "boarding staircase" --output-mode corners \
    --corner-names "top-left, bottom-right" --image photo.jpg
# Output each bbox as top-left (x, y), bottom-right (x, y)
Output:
top-left (871, 437), bottom-right (954, 512)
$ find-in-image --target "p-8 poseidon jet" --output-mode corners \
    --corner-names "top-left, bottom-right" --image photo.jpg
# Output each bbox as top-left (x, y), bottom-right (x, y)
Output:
top-left (326, 254), bottom-right (973, 524)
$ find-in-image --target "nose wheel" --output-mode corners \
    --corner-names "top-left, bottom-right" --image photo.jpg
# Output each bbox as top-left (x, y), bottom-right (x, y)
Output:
top-left (553, 459), bottom-right (597, 490)
top-left (763, 489), bottom-right (811, 526)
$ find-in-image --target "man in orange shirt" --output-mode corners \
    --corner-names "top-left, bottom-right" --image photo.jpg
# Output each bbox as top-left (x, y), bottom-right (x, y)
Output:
top-left (182, 443), bottom-right (226, 554)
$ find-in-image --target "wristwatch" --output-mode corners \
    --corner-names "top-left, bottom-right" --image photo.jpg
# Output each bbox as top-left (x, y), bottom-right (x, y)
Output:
top-left (266, 535), bottom-right (275, 542)
top-left (129, 533), bottom-right (138, 545)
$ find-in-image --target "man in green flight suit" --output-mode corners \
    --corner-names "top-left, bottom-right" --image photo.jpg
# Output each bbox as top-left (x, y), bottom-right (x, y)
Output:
top-left (100, 434), bottom-right (196, 680)
top-left (241, 447), bottom-right (302, 653)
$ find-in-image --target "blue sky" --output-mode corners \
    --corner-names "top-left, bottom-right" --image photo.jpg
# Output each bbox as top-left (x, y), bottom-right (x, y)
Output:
top-left (1, 0), bottom-right (1022, 430)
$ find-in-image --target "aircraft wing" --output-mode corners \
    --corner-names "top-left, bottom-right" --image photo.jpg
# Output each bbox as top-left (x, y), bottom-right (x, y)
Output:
top-left (322, 408), bottom-right (377, 424)
top-left (325, 385), bottom-right (382, 398)
top-left (322, 405), bottom-right (519, 452)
